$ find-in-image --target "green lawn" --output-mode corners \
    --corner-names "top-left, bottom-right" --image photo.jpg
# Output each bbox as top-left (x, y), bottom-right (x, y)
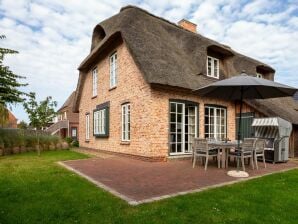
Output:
top-left (0, 151), bottom-right (297, 224)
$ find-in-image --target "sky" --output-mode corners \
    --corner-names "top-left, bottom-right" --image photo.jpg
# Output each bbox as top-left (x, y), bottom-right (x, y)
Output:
top-left (0, 0), bottom-right (298, 123)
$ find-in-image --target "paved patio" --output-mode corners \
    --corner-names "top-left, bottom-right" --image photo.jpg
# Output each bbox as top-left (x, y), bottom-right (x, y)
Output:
top-left (60, 155), bottom-right (298, 205)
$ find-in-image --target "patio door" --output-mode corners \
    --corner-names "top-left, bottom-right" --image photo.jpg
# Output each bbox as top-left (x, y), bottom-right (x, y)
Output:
top-left (169, 101), bottom-right (198, 155)
top-left (204, 106), bottom-right (227, 141)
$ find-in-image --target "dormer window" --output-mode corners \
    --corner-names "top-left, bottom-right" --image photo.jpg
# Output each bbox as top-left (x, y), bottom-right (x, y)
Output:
top-left (256, 73), bottom-right (263, 78)
top-left (207, 56), bottom-right (219, 79)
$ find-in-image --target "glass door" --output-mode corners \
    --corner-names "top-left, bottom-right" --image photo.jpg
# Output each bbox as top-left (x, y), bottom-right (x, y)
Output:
top-left (170, 102), bottom-right (197, 155)
top-left (205, 106), bottom-right (226, 141)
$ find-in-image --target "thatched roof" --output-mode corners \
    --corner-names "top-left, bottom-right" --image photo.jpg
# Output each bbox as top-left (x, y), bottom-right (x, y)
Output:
top-left (245, 97), bottom-right (298, 125)
top-left (73, 5), bottom-right (298, 124)
top-left (78, 5), bottom-right (274, 83)
top-left (58, 91), bottom-right (76, 112)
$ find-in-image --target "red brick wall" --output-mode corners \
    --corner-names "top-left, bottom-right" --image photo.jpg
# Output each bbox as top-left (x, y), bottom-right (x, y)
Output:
top-left (149, 87), bottom-right (236, 157)
top-left (78, 41), bottom-right (153, 158)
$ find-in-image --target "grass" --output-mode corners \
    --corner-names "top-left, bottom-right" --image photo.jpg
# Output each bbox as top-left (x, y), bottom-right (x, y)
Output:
top-left (0, 151), bottom-right (298, 224)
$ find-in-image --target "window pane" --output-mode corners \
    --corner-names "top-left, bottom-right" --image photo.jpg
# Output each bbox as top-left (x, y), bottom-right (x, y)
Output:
top-left (170, 103), bottom-right (176, 113)
top-left (177, 114), bottom-right (182, 123)
top-left (170, 134), bottom-right (176, 142)
top-left (177, 123), bottom-right (182, 132)
top-left (205, 125), bottom-right (209, 135)
top-left (177, 143), bottom-right (182, 152)
top-left (177, 134), bottom-right (182, 142)
top-left (170, 123), bottom-right (176, 132)
top-left (214, 59), bottom-right (218, 77)
top-left (205, 116), bottom-right (209, 125)
top-left (205, 107), bottom-right (209, 115)
top-left (170, 143), bottom-right (176, 153)
top-left (177, 104), bottom-right (183, 113)
top-left (170, 114), bottom-right (176, 123)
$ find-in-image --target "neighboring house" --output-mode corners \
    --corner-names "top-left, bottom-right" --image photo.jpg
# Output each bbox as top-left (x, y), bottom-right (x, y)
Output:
top-left (47, 91), bottom-right (79, 139)
top-left (73, 6), bottom-right (298, 160)
top-left (0, 110), bottom-right (18, 129)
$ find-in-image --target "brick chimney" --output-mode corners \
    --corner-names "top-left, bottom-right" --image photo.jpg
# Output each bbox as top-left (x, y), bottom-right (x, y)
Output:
top-left (178, 19), bottom-right (197, 33)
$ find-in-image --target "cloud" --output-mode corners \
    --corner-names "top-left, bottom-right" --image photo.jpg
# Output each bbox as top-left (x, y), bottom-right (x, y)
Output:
top-left (0, 0), bottom-right (297, 122)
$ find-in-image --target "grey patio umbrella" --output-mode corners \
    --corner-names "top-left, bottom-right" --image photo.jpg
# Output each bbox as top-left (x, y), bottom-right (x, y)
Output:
top-left (194, 72), bottom-right (297, 175)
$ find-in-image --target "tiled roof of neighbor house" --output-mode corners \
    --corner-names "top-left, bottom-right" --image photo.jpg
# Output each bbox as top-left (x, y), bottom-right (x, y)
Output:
top-left (8, 110), bottom-right (17, 122)
top-left (73, 5), bottom-right (298, 124)
top-left (58, 91), bottom-right (76, 112)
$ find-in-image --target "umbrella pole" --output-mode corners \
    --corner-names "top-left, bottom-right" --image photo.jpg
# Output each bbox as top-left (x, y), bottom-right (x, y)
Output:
top-left (227, 87), bottom-right (249, 178)
top-left (236, 87), bottom-right (243, 172)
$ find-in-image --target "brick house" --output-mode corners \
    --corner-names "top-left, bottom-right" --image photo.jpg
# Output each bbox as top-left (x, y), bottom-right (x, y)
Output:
top-left (47, 91), bottom-right (79, 139)
top-left (73, 6), bottom-right (298, 160)
top-left (0, 110), bottom-right (18, 129)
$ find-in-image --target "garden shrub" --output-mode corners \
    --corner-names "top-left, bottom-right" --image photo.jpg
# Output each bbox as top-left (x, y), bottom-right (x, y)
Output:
top-left (65, 137), bottom-right (73, 145)
top-left (0, 128), bottom-right (64, 155)
top-left (71, 140), bottom-right (79, 147)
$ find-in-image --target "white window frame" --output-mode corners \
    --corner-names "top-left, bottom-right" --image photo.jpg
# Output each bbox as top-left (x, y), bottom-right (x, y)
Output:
top-left (92, 67), bottom-right (98, 97)
top-left (94, 109), bottom-right (106, 135)
top-left (169, 102), bottom-right (198, 155)
top-left (121, 103), bottom-right (130, 141)
top-left (204, 106), bottom-right (227, 141)
top-left (207, 56), bottom-right (219, 79)
top-left (85, 114), bottom-right (90, 140)
top-left (110, 52), bottom-right (117, 88)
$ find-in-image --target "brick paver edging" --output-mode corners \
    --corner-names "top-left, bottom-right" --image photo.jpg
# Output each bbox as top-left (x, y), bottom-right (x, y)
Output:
top-left (57, 161), bottom-right (298, 206)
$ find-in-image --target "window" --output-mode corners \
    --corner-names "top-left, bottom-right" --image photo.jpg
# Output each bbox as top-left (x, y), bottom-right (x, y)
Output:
top-left (71, 127), bottom-right (77, 138)
top-left (256, 73), bottom-right (263, 78)
top-left (207, 56), bottom-right (219, 79)
top-left (85, 114), bottom-right (90, 140)
top-left (64, 111), bottom-right (67, 120)
top-left (169, 101), bottom-right (198, 155)
top-left (92, 67), bottom-right (98, 97)
top-left (93, 102), bottom-right (109, 137)
top-left (122, 103), bottom-right (130, 141)
top-left (204, 105), bottom-right (226, 141)
top-left (94, 110), bottom-right (105, 135)
top-left (110, 52), bottom-right (117, 88)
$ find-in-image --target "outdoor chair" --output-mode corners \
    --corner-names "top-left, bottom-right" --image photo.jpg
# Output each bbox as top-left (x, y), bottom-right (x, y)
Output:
top-left (226, 138), bottom-right (256, 171)
top-left (192, 138), bottom-right (220, 171)
top-left (254, 138), bottom-right (267, 169)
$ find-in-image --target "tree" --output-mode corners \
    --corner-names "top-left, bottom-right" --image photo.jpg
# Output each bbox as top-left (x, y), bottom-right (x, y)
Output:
top-left (0, 35), bottom-right (27, 124)
top-left (18, 120), bottom-right (28, 130)
top-left (23, 92), bottom-right (57, 155)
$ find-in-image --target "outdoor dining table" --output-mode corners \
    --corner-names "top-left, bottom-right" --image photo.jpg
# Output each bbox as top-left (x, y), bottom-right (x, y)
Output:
top-left (208, 141), bottom-right (239, 168)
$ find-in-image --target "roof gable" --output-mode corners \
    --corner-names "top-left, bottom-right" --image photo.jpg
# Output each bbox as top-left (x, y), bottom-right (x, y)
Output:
top-left (58, 91), bottom-right (76, 112)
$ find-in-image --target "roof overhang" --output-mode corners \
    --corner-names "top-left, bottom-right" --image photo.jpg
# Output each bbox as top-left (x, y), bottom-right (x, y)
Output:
top-left (78, 31), bottom-right (122, 71)
top-left (207, 44), bottom-right (234, 57)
